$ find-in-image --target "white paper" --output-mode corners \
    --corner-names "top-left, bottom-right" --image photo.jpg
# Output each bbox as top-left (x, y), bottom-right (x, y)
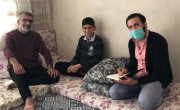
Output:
top-left (107, 73), bottom-right (130, 80)
top-left (106, 73), bottom-right (119, 81)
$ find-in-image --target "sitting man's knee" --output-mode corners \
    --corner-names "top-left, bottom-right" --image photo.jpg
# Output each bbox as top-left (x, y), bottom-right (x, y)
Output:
top-left (55, 75), bottom-right (60, 82)
top-left (55, 62), bottom-right (60, 69)
top-left (138, 95), bottom-right (160, 110)
top-left (109, 83), bottom-right (126, 100)
top-left (138, 95), bottom-right (151, 110)
top-left (51, 75), bottom-right (60, 83)
top-left (109, 86), bottom-right (119, 100)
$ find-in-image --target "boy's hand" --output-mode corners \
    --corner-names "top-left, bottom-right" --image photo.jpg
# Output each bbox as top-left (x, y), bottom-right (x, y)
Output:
top-left (118, 76), bottom-right (138, 85)
top-left (67, 65), bottom-right (73, 73)
top-left (68, 64), bottom-right (82, 73)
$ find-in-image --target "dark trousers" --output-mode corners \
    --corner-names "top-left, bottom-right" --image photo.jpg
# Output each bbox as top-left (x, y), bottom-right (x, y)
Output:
top-left (8, 65), bottom-right (60, 101)
top-left (55, 62), bottom-right (87, 77)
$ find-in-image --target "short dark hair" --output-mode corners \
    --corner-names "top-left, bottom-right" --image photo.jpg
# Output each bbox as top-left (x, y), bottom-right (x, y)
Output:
top-left (82, 17), bottom-right (95, 27)
top-left (18, 11), bottom-right (33, 19)
top-left (126, 13), bottom-right (146, 26)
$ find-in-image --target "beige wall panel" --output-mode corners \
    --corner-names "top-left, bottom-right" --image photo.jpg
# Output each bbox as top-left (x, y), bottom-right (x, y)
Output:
top-left (51, 0), bottom-right (180, 82)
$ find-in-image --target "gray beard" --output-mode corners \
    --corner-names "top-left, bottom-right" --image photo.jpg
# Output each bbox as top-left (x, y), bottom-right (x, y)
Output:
top-left (19, 26), bottom-right (31, 34)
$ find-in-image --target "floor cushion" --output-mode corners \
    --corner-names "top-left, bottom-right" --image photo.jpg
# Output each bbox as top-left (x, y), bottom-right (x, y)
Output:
top-left (82, 57), bottom-right (130, 96)
top-left (50, 75), bottom-right (87, 101)
top-left (80, 83), bottom-right (180, 110)
top-left (0, 51), bottom-right (9, 79)
top-left (82, 82), bottom-right (112, 97)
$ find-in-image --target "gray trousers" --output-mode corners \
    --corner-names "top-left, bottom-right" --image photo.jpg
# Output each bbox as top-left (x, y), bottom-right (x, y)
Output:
top-left (109, 81), bottom-right (165, 110)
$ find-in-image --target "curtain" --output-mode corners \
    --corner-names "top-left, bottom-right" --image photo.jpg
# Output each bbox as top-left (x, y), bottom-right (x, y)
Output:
top-left (0, 0), bottom-right (17, 50)
top-left (0, 0), bottom-right (52, 50)
top-left (16, 0), bottom-right (52, 31)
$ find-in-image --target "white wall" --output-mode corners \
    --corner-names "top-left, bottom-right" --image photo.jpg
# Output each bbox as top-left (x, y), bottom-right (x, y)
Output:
top-left (51, 0), bottom-right (180, 82)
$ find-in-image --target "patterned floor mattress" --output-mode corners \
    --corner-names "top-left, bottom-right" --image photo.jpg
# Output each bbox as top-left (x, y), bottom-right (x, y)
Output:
top-left (0, 79), bottom-right (49, 110)
top-left (1, 76), bottom-right (180, 110)
top-left (51, 75), bottom-right (180, 110)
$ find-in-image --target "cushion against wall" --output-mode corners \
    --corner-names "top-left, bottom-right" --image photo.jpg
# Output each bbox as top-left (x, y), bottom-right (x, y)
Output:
top-left (82, 57), bottom-right (130, 96)
top-left (37, 29), bottom-right (68, 67)
top-left (83, 57), bottom-right (130, 84)
top-left (83, 58), bottom-right (118, 84)
top-left (0, 51), bottom-right (9, 79)
top-left (38, 53), bottom-right (47, 68)
top-left (37, 29), bottom-right (58, 56)
top-left (111, 57), bottom-right (130, 67)
top-left (82, 82), bottom-right (111, 97)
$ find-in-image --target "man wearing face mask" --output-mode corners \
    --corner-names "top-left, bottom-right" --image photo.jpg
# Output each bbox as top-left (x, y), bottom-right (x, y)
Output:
top-left (3, 11), bottom-right (60, 110)
top-left (109, 13), bottom-right (173, 110)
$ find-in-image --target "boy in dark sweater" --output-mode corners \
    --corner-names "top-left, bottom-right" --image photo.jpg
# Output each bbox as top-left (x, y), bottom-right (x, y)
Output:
top-left (55, 17), bottom-right (104, 77)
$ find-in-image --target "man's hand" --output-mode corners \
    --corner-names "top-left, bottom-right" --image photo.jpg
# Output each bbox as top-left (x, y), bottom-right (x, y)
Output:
top-left (47, 65), bottom-right (59, 78)
top-left (9, 57), bottom-right (26, 74)
top-left (67, 64), bottom-right (82, 73)
top-left (118, 76), bottom-right (138, 85)
top-left (118, 67), bottom-right (128, 76)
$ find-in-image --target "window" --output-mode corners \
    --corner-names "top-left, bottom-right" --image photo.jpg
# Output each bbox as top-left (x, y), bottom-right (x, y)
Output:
top-left (0, 0), bottom-right (17, 39)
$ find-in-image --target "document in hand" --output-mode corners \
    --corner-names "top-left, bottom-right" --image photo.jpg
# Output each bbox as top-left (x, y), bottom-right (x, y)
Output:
top-left (106, 73), bottom-right (130, 80)
top-left (106, 69), bottom-right (143, 80)
top-left (106, 73), bottom-right (119, 81)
